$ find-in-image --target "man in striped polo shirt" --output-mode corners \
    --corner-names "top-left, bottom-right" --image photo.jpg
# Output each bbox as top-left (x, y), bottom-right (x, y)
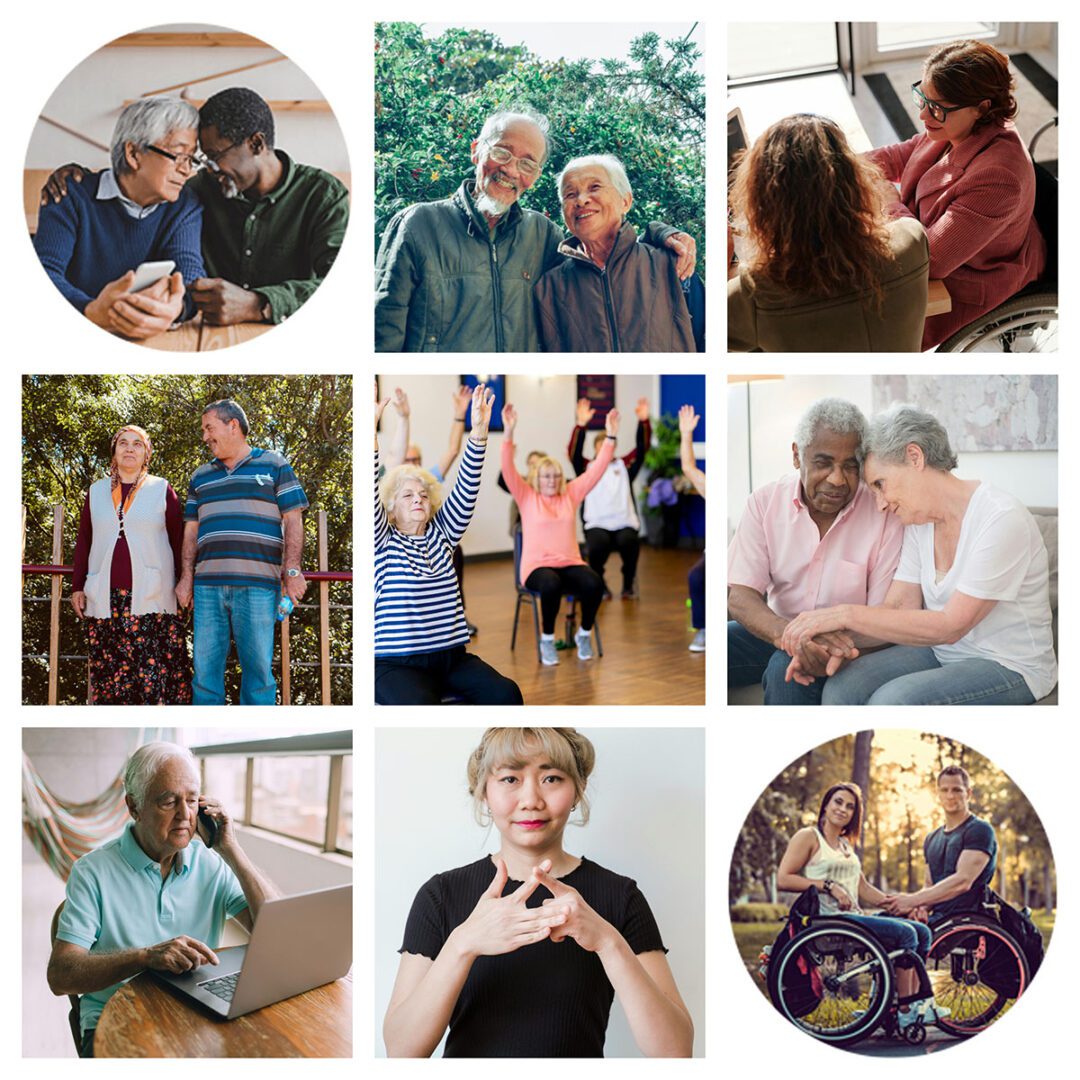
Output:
top-left (176, 399), bottom-right (308, 705)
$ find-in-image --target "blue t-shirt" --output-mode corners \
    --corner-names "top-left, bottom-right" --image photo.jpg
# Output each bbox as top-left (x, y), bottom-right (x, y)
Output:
top-left (924, 814), bottom-right (997, 920)
top-left (56, 824), bottom-right (248, 1034)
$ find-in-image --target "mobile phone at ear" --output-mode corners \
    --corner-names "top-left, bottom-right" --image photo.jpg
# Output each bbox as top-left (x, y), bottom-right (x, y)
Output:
top-left (197, 807), bottom-right (218, 849)
top-left (129, 259), bottom-right (176, 293)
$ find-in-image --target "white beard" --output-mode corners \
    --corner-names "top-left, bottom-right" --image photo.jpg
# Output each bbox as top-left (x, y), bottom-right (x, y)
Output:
top-left (474, 188), bottom-right (511, 219)
top-left (218, 174), bottom-right (241, 200)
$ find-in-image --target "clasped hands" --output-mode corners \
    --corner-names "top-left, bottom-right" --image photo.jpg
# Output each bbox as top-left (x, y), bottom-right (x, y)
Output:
top-left (878, 892), bottom-right (930, 921)
top-left (456, 857), bottom-right (615, 960)
top-left (85, 270), bottom-right (186, 340)
top-left (777, 606), bottom-right (857, 685)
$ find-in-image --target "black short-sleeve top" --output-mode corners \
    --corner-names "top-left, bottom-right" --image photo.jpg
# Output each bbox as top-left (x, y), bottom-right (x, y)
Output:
top-left (399, 855), bottom-right (668, 1057)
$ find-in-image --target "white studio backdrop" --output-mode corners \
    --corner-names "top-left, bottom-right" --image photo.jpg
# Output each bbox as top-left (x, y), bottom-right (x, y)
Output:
top-left (377, 372), bottom-right (658, 557)
top-left (374, 726), bottom-right (706, 1058)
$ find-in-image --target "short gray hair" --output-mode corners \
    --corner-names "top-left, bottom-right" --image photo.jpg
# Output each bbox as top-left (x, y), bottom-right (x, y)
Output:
top-left (203, 398), bottom-right (250, 436)
top-left (556, 154), bottom-right (633, 200)
top-left (477, 109), bottom-right (551, 165)
top-left (867, 403), bottom-right (958, 471)
top-left (793, 398), bottom-right (869, 462)
top-left (111, 96), bottom-right (200, 175)
top-left (124, 742), bottom-right (198, 810)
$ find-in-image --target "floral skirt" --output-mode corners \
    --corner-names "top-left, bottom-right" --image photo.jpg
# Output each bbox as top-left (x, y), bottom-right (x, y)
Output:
top-left (88, 588), bottom-right (192, 705)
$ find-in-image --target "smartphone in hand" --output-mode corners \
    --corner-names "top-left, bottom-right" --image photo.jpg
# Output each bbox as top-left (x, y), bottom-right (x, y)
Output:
top-left (197, 806), bottom-right (218, 848)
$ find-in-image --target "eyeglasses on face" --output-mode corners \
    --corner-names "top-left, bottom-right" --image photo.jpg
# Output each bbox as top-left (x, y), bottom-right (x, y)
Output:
top-left (145, 144), bottom-right (204, 173)
top-left (910, 81), bottom-right (970, 124)
top-left (483, 142), bottom-right (541, 178)
top-left (200, 140), bottom-right (246, 171)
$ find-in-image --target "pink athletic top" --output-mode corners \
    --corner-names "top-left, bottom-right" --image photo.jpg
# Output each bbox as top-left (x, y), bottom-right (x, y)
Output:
top-left (502, 437), bottom-right (615, 585)
top-left (727, 473), bottom-right (903, 618)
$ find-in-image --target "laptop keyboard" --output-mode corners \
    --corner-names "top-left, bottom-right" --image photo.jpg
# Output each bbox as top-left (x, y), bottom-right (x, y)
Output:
top-left (199, 971), bottom-right (241, 1002)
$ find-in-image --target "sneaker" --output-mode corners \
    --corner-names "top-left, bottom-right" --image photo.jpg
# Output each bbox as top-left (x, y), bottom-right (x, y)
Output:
top-left (689, 628), bottom-right (706, 652)
top-left (575, 628), bottom-right (594, 661)
top-left (466, 619), bottom-right (478, 637)
top-left (621, 583), bottom-right (638, 600)
top-left (540, 638), bottom-right (559, 666)
top-left (898, 999), bottom-right (950, 1030)
top-left (602, 588), bottom-right (613, 601)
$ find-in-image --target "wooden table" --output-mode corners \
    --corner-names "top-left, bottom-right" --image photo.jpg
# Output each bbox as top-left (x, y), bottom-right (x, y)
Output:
top-left (94, 961), bottom-right (351, 1058)
top-left (141, 315), bottom-right (272, 352)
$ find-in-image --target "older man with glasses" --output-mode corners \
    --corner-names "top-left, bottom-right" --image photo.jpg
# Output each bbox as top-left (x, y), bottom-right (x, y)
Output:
top-left (33, 96), bottom-right (206, 339)
top-left (374, 108), bottom-right (697, 352)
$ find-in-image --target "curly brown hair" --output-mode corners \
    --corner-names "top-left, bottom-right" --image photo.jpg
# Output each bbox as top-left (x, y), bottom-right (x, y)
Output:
top-left (729, 114), bottom-right (896, 302)
top-left (923, 39), bottom-right (1017, 129)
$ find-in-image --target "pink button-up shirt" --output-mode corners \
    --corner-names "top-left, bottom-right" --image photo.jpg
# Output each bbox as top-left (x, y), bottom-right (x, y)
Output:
top-left (728, 473), bottom-right (903, 619)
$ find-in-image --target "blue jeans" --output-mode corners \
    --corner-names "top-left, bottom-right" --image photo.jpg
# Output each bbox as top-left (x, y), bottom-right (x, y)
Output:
top-left (193, 585), bottom-right (278, 705)
top-left (839, 913), bottom-right (931, 960)
top-left (821, 645), bottom-right (1035, 706)
top-left (727, 620), bottom-right (824, 705)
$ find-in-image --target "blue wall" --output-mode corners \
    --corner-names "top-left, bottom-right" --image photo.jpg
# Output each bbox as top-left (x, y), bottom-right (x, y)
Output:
top-left (658, 374), bottom-right (705, 541)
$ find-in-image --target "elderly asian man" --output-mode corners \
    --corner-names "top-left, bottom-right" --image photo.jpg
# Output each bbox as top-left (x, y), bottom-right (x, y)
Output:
top-left (42, 88), bottom-right (349, 330)
top-left (48, 742), bottom-right (279, 1057)
top-left (374, 109), bottom-right (697, 352)
top-left (727, 398), bottom-right (904, 704)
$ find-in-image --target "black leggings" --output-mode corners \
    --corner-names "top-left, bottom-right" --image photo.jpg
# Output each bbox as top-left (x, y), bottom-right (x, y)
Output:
top-left (375, 645), bottom-right (522, 705)
top-left (524, 565), bottom-right (604, 635)
top-left (688, 555), bottom-right (705, 630)
top-left (585, 527), bottom-right (640, 592)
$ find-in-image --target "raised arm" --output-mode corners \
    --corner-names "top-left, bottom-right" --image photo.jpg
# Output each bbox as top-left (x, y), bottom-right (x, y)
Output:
top-left (566, 410), bottom-right (618, 504)
top-left (437, 384), bottom-right (472, 480)
top-left (499, 403), bottom-right (529, 502)
top-left (678, 405), bottom-right (706, 497)
top-left (434, 384), bottom-right (494, 545)
top-left (380, 387), bottom-right (410, 470)
top-left (374, 381), bottom-right (393, 549)
top-left (567, 398), bottom-right (595, 477)
top-left (626, 398), bottom-right (651, 482)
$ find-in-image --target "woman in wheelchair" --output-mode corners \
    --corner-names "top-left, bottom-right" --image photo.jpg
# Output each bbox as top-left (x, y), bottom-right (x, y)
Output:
top-left (775, 783), bottom-right (948, 1039)
top-left (869, 39), bottom-right (1046, 350)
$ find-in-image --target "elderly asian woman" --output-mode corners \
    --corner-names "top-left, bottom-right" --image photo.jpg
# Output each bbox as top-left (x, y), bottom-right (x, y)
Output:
top-left (780, 405), bottom-right (1056, 705)
top-left (533, 155), bottom-right (697, 352)
top-left (70, 425), bottom-right (191, 704)
top-left (374, 382), bottom-right (523, 705)
top-left (33, 96), bottom-right (206, 340)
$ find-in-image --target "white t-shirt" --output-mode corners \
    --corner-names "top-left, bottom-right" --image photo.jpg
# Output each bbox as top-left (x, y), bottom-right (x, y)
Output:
top-left (894, 483), bottom-right (1057, 699)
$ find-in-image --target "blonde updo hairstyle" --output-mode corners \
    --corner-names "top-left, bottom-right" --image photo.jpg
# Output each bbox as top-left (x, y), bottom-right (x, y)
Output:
top-left (467, 727), bottom-right (596, 826)
top-left (529, 456), bottom-right (567, 495)
top-left (380, 464), bottom-right (443, 522)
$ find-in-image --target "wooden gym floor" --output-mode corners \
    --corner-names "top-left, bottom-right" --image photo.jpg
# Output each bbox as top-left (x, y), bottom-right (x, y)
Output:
top-left (457, 545), bottom-right (705, 706)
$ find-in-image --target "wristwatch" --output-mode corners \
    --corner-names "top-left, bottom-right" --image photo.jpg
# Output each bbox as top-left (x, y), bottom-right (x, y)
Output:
top-left (823, 879), bottom-right (835, 896)
top-left (286, 567), bottom-right (302, 578)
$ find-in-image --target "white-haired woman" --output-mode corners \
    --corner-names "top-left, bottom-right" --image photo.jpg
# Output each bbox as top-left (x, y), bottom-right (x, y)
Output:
top-left (374, 382), bottom-right (523, 705)
top-left (384, 727), bottom-right (693, 1057)
top-left (34, 96), bottom-right (206, 339)
top-left (70, 424), bottom-right (191, 704)
top-left (780, 404), bottom-right (1056, 705)
top-left (533, 155), bottom-right (697, 352)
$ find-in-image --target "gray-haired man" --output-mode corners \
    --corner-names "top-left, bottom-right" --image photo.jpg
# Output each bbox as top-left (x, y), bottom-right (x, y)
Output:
top-left (374, 109), bottom-right (696, 351)
top-left (727, 398), bottom-right (904, 704)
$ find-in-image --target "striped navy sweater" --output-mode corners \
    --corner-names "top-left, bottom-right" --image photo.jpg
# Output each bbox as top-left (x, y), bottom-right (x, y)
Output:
top-left (375, 437), bottom-right (484, 657)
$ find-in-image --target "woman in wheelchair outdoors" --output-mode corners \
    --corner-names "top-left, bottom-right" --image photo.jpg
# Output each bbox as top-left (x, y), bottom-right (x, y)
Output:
top-left (869, 40), bottom-right (1046, 350)
top-left (776, 782), bottom-right (948, 1035)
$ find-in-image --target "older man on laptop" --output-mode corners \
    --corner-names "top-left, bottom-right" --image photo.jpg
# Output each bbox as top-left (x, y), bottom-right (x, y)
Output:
top-left (47, 741), bottom-right (278, 1057)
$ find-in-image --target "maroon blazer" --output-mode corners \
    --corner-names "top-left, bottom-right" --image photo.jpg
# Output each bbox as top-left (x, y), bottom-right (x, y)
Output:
top-left (870, 121), bottom-right (1046, 348)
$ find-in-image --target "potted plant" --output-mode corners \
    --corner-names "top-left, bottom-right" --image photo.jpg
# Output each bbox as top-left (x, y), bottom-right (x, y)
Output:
top-left (640, 414), bottom-right (684, 547)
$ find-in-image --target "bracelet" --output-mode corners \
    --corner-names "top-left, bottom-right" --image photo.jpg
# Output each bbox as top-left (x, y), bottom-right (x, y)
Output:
top-left (823, 879), bottom-right (834, 896)
top-left (453, 418), bottom-right (466, 424)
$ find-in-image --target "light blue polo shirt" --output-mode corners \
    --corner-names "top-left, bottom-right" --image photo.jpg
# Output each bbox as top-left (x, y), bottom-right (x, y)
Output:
top-left (56, 824), bottom-right (249, 1034)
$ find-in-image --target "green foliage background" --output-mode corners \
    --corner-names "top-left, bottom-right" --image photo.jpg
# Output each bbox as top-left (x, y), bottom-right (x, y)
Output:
top-left (22, 374), bottom-right (353, 706)
top-left (375, 23), bottom-right (706, 278)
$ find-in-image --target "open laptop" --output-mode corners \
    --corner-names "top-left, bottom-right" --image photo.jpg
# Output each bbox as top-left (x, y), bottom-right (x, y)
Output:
top-left (728, 106), bottom-right (749, 183)
top-left (150, 882), bottom-right (352, 1019)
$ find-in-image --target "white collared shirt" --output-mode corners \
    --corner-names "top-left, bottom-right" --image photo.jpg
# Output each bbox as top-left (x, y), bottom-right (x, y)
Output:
top-left (97, 168), bottom-right (161, 220)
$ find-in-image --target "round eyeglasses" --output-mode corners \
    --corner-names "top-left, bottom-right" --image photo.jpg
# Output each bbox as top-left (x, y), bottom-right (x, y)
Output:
top-left (483, 142), bottom-right (541, 178)
top-left (910, 82), bottom-right (970, 124)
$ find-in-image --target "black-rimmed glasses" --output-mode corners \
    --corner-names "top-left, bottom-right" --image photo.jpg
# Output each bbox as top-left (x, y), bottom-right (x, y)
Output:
top-left (146, 144), bottom-right (203, 172)
top-left (910, 82), bottom-right (970, 124)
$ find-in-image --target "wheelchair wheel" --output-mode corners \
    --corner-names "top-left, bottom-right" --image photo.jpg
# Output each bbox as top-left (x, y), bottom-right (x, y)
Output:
top-left (927, 917), bottom-right (1030, 1037)
top-left (936, 292), bottom-right (1058, 352)
top-left (767, 919), bottom-right (894, 1047)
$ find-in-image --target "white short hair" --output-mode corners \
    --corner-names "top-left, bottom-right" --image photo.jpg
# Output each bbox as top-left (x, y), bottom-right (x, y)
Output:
top-left (124, 741), bottom-right (198, 809)
top-left (557, 154), bottom-right (633, 199)
top-left (477, 109), bottom-right (551, 165)
top-left (793, 398), bottom-right (869, 463)
top-left (111, 96), bottom-right (200, 175)
top-left (868, 403), bottom-right (958, 471)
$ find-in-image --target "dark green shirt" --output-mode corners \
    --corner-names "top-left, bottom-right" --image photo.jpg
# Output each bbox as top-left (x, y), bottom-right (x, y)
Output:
top-left (192, 151), bottom-right (349, 323)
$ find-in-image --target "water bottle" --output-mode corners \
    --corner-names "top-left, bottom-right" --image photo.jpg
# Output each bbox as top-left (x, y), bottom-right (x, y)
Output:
top-left (276, 595), bottom-right (294, 622)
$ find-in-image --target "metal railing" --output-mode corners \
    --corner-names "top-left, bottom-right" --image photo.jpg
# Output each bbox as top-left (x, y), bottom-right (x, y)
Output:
top-left (21, 504), bottom-right (352, 705)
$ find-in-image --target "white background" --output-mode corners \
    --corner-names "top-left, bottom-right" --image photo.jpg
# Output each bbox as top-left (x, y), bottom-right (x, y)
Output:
top-left (373, 727), bottom-right (706, 1057)
top-left (3, 1), bottom-right (1075, 1077)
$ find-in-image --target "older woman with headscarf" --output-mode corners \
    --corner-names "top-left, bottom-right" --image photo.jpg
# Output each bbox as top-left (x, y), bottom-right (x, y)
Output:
top-left (533, 155), bottom-right (697, 352)
top-left (375, 382), bottom-right (523, 706)
top-left (778, 404), bottom-right (1056, 705)
top-left (34, 96), bottom-right (206, 340)
top-left (70, 425), bottom-right (190, 704)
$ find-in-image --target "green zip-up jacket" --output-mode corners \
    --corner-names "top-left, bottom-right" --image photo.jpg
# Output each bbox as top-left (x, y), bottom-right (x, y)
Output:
top-left (375, 179), bottom-right (677, 352)
top-left (192, 151), bottom-right (349, 324)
